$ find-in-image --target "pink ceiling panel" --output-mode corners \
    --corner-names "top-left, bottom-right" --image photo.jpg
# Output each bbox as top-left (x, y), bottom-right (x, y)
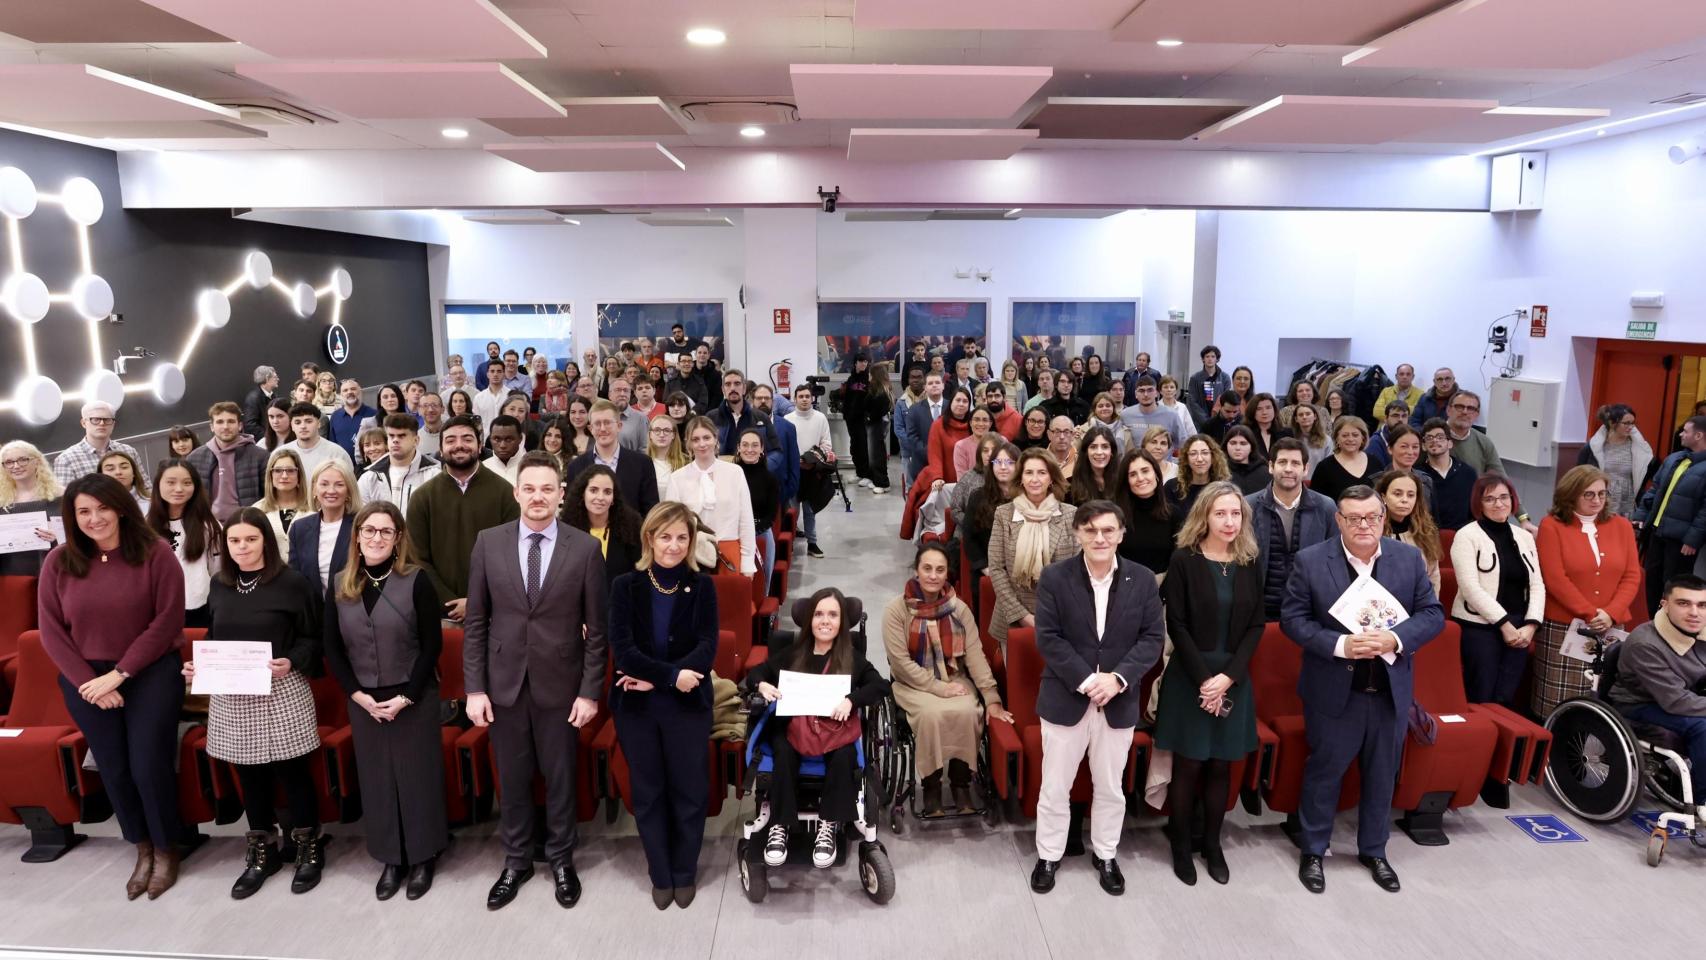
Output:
top-left (485, 142), bottom-right (687, 173)
top-left (791, 64), bottom-right (1053, 120)
top-left (1394, 105), bottom-right (1611, 143)
top-left (847, 128), bottom-right (1039, 161)
top-left (1026, 97), bottom-right (1252, 140)
top-left (854, 0), bottom-right (1139, 31)
top-left (0, 64), bottom-right (242, 123)
top-left (484, 97), bottom-right (687, 137)
top-left (1344, 0), bottom-right (1706, 70)
top-left (1193, 95), bottom-right (1497, 144)
top-left (135, 0), bottom-right (546, 59)
top-left (0, 0), bottom-right (228, 42)
top-left (1111, 0), bottom-right (1441, 45)
top-left (235, 63), bottom-right (563, 120)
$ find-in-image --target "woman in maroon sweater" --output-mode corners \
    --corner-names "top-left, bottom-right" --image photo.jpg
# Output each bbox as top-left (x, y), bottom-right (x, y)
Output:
top-left (37, 474), bottom-right (186, 901)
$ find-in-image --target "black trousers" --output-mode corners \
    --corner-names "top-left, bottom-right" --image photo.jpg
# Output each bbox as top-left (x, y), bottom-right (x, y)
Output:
top-left (58, 653), bottom-right (183, 849)
top-left (1298, 691), bottom-right (1402, 859)
top-left (864, 421), bottom-right (890, 489)
top-left (234, 753), bottom-right (319, 833)
top-left (845, 416), bottom-right (871, 481)
top-left (767, 716), bottom-right (860, 826)
top-left (614, 695), bottom-right (712, 888)
top-left (1458, 620), bottom-right (1527, 706)
top-left (1644, 536), bottom-right (1690, 619)
top-left (490, 679), bottom-right (578, 871)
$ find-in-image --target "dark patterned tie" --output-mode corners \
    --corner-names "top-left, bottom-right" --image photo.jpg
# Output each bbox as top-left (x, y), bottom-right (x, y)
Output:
top-left (526, 532), bottom-right (543, 606)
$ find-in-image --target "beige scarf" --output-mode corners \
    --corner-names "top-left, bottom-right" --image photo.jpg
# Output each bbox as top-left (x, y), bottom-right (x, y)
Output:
top-left (1009, 493), bottom-right (1061, 589)
top-left (1654, 607), bottom-right (1697, 657)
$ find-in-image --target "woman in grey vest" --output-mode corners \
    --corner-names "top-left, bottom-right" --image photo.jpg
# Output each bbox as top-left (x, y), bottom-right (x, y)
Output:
top-left (322, 500), bottom-right (448, 901)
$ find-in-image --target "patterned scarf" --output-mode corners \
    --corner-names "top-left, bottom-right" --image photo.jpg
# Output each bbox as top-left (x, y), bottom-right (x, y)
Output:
top-left (1009, 493), bottom-right (1061, 589)
top-left (903, 578), bottom-right (965, 677)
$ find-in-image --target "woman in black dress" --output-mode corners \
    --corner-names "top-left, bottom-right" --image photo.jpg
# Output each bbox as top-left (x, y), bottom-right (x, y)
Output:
top-left (1308, 415), bottom-right (1379, 503)
top-left (322, 501), bottom-right (447, 901)
top-left (1112, 449), bottom-right (1181, 577)
top-left (563, 463), bottom-right (643, 587)
top-left (182, 507), bottom-right (324, 899)
top-left (608, 501), bottom-right (719, 910)
top-left (1156, 481), bottom-right (1262, 887)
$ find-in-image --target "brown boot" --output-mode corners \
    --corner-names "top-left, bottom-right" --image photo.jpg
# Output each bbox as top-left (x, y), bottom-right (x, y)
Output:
top-left (146, 847), bottom-right (180, 900)
top-left (126, 842), bottom-right (154, 900)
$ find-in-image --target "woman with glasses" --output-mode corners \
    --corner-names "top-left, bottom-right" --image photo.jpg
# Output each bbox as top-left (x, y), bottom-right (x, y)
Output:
top-left (258, 449), bottom-right (310, 562)
top-left (1576, 403), bottom-right (1656, 518)
top-left (1533, 466), bottom-right (1641, 715)
top-left (1017, 407), bottom-right (1050, 451)
top-left (1167, 435), bottom-right (1230, 515)
top-left (1449, 474), bottom-right (1545, 706)
top-left (646, 414), bottom-right (688, 495)
top-left (1, 441), bottom-right (63, 575)
top-left (322, 501), bottom-right (448, 901)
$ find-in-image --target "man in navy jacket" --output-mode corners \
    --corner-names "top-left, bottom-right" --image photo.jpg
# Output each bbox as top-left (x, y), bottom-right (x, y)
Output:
top-left (1281, 485), bottom-right (1443, 896)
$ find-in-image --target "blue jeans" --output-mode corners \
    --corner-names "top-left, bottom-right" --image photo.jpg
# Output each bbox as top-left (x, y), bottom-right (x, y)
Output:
top-left (1621, 703), bottom-right (1706, 801)
top-left (800, 501), bottom-right (818, 547)
top-left (757, 529), bottom-right (775, 590)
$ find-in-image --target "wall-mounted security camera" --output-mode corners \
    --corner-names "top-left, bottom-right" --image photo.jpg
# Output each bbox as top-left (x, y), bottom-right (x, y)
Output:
top-left (1488, 324), bottom-right (1509, 355)
top-left (108, 312), bottom-right (124, 324)
top-left (817, 185), bottom-right (841, 214)
top-left (976, 268), bottom-right (992, 282)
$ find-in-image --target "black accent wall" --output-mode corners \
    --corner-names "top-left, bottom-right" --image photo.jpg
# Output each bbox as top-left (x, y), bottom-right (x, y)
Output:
top-left (0, 127), bottom-right (432, 451)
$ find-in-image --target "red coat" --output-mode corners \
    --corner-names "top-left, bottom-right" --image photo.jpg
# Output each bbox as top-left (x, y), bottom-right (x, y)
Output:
top-left (1535, 514), bottom-right (1642, 626)
top-left (927, 416), bottom-right (974, 482)
top-left (991, 407), bottom-right (1022, 442)
top-left (900, 463), bottom-right (955, 541)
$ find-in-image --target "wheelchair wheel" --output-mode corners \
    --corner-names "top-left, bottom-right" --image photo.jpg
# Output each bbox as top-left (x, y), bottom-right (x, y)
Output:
top-left (857, 842), bottom-right (895, 905)
top-left (1544, 697), bottom-right (1643, 823)
top-left (1643, 748), bottom-right (1690, 813)
top-left (738, 842), bottom-right (768, 903)
top-left (1647, 833), bottom-right (1665, 867)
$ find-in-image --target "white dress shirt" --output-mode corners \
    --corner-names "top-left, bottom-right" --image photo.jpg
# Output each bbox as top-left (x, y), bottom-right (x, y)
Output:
top-left (471, 387), bottom-right (507, 428)
top-left (483, 453), bottom-right (521, 487)
top-left (518, 518), bottom-right (558, 588)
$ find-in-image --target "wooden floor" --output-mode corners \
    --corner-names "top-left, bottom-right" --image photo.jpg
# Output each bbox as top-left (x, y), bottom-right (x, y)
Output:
top-left (3, 486), bottom-right (1701, 960)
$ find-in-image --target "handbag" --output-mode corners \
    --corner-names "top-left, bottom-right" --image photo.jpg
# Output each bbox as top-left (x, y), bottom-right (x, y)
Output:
top-left (1407, 701), bottom-right (1439, 746)
top-left (785, 659), bottom-right (863, 756)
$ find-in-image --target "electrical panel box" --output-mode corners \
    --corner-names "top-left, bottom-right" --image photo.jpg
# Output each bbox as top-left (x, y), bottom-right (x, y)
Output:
top-left (1486, 376), bottom-right (1561, 467)
top-left (1490, 152), bottom-right (1546, 212)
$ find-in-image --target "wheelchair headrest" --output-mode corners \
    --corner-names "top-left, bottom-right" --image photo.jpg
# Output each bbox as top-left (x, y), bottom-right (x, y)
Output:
top-left (790, 594), bottom-right (863, 629)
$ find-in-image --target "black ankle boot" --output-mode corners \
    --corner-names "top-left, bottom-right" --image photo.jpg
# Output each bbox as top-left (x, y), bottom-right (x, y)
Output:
top-left (231, 830), bottom-right (282, 900)
top-left (920, 771), bottom-right (944, 817)
top-left (1168, 823), bottom-right (1197, 886)
top-left (1202, 845), bottom-right (1230, 885)
top-left (289, 828), bottom-right (326, 894)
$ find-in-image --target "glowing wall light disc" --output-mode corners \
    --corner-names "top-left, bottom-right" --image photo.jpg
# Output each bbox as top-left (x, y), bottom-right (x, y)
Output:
top-left (82, 368), bottom-right (125, 410)
top-left (243, 251), bottom-right (273, 289)
top-left (150, 362), bottom-right (185, 405)
top-left (12, 374), bottom-right (61, 425)
top-left (0, 166), bottom-right (36, 219)
top-left (196, 288), bottom-right (232, 329)
top-left (1, 272), bottom-right (50, 324)
top-left (70, 274), bottom-right (114, 320)
top-left (60, 177), bottom-right (104, 226)
top-left (330, 267), bottom-right (353, 301)
top-left (292, 281), bottom-right (317, 318)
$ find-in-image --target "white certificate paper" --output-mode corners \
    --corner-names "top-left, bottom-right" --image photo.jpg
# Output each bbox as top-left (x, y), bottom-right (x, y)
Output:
top-left (1329, 576), bottom-right (1407, 666)
top-left (191, 640), bottom-right (274, 695)
top-left (775, 669), bottom-right (852, 717)
top-left (0, 511), bottom-right (52, 554)
top-left (1560, 619), bottom-right (1629, 663)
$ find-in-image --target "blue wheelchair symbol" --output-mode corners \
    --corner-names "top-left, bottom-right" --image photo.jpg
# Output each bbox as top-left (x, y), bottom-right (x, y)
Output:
top-left (1505, 814), bottom-right (1586, 843)
top-left (1629, 810), bottom-right (1688, 839)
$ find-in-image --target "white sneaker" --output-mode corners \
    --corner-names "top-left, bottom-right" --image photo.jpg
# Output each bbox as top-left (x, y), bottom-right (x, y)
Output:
top-left (858, 478), bottom-right (873, 488)
top-left (763, 824), bottom-right (788, 866)
top-left (811, 821), bottom-right (837, 869)
top-left (871, 486), bottom-right (888, 496)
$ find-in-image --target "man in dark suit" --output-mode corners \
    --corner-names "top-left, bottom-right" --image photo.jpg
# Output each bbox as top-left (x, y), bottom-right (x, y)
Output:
top-left (902, 371), bottom-right (945, 489)
top-left (463, 452), bottom-right (608, 911)
top-left (1029, 500), bottom-right (1164, 897)
top-left (564, 399), bottom-right (659, 517)
top-left (1280, 484), bottom-right (1443, 895)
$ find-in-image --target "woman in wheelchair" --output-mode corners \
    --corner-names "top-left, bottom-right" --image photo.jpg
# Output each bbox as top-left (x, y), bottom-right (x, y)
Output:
top-left (883, 542), bottom-right (1012, 817)
top-left (750, 588), bottom-right (890, 868)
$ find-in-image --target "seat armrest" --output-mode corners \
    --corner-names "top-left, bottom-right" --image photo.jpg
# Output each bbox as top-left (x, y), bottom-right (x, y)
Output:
top-left (988, 721), bottom-right (1023, 800)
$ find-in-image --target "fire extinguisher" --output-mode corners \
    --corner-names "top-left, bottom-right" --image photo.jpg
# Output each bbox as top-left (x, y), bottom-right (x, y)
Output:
top-left (771, 359), bottom-right (792, 393)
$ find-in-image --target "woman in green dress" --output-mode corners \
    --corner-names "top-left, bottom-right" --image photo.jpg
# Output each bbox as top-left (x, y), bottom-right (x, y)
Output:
top-left (1157, 479), bottom-right (1263, 887)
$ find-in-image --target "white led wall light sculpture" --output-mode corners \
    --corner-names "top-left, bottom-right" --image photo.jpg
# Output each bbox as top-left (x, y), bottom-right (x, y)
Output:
top-left (0, 164), bottom-right (353, 427)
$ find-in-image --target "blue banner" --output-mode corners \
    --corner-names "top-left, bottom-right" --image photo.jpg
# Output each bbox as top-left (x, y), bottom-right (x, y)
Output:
top-left (1011, 300), bottom-right (1136, 337)
top-left (598, 302), bottom-right (725, 340)
top-left (904, 301), bottom-right (988, 337)
top-left (819, 302), bottom-right (901, 337)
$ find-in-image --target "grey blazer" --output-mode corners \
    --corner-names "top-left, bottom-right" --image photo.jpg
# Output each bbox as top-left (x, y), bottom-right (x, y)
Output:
top-left (462, 519), bottom-right (608, 710)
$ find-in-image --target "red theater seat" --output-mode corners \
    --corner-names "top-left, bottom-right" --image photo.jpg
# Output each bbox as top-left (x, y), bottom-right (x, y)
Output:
top-left (1396, 624), bottom-right (1500, 845)
top-left (1250, 624), bottom-right (1360, 825)
top-left (0, 575), bottom-right (39, 706)
top-left (0, 631), bottom-right (100, 861)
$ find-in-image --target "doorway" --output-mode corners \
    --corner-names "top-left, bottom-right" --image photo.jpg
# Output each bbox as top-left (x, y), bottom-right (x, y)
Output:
top-left (1588, 338), bottom-right (1706, 460)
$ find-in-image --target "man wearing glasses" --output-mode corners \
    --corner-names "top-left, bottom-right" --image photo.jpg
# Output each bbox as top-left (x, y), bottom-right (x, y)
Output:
top-left (1417, 418), bottom-right (1478, 530)
top-left (1281, 485), bottom-right (1443, 896)
top-left (1443, 390), bottom-right (1506, 476)
top-left (1046, 416), bottom-right (1079, 473)
top-left (1408, 367), bottom-right (1459, 428)
top-left (52, 400), bottom-right (140, 485)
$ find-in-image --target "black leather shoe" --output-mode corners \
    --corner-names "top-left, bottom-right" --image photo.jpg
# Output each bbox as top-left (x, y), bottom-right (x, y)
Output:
top-left (553, 862), bottom-right (582, 908)
top-left (1359, 855), bottom-right (1400, 892)
top-left (405, 859), bottom-right (435, 900)
top-left (1203, 847), bottom-right (1230, 885)
top-left (375, 864), bottom-right (405, 901)
top-left (1298, 854), bottom-right (1325, 894)
top-left (1090, 855), bottom-right (1125, 896)
top-left (486, 867), bottom-right (533, 910)
top-left (1029, 858), bottom-right (1058, 893)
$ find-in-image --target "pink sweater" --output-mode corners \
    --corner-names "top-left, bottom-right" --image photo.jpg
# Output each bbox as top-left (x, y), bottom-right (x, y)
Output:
top-left (37, 538), bottom-right (186, 685)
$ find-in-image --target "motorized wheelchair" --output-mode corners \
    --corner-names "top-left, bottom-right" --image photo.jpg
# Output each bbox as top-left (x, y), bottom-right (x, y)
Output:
top-left (734, 595), bottom-right (897, 904)
top-left (1544, 640), bottom-right (1702, 866)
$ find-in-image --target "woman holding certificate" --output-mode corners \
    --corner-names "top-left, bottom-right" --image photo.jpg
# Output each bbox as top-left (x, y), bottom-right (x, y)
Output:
top-left (183, 507), bottom-right (325, 900)
top-left (322, 501), bottom-right (448, 902)
top-left (37, 474), bottom-right (186, 900)
top-left (0, 440), bottom-right (62, 576)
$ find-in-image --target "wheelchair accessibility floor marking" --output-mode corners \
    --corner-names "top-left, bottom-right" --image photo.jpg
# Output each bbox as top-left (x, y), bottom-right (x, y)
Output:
top-left (1505, 814), bottom-right (1586, 843)
top-left (1628, 810), bottom-right (1689, 839)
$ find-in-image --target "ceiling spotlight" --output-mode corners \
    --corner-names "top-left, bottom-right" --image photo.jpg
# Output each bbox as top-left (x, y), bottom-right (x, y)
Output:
top-left (686, 27), bottom-right (726, 46)
top-left (739, 126), bottom-right (766, 138)
top-left (441, 127), bottom-right (469, 140)
top-left (1669, 134), bottom-right (1705, 165)
top-left (560, 217), bottom-right (581, 225)
top-left (1156, 39), bottom-right (1184, 47)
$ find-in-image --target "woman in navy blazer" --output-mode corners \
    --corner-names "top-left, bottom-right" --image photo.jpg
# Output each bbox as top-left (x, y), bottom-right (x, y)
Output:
top-left (607, 500), bottom-right (718, 911)
top-left (287, 460), bottom-right (359, 607)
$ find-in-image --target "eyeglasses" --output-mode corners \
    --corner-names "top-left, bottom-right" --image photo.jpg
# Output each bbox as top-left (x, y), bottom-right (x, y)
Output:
top-left (1449, 404), bottom-right (1480, 414)
top-left (1048, 428), bottom-right (1073, 436)
top-left (1, 458), bottom-right (32, 469)
top-left (1338, 512), bottom-right (1384, 528)
top-left (1481, 494), bottom-right (1513, 505)
top-left (86, 417), bottom-right (115, 426)
top-left (990, 458), bottom-right (1016, 468)
top-left (1423, 433), bottom-right (1449, 443)
top-left (1580, 490), bottom-right (1609, 500)
top-left (358, 526), bottom-right (398, 540)
top-left (271, 467), bottom-right (298, 475)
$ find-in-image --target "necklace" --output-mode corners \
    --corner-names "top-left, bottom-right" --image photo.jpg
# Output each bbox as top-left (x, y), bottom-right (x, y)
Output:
top-left (647, 568), bottom-right (679, 595)
top-left (236, 573), bottom-right (261, 594)
top-left (1203, 551), bottom-right (1233, 576)
top-left (365, 567), bottom-right (391, 588)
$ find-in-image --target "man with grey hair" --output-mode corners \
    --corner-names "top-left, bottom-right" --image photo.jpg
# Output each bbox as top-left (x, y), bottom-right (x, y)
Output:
top-left (606, 377), bottom-right (648, 452)
top-left (242, 364), bottom-right (279, 441)
top-left (53, 400), bottom-right (140, 485)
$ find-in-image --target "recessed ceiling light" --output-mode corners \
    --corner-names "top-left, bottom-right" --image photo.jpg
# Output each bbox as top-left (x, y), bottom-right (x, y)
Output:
top-left (686, 27), bottom-right (726, 46)
top-left (441, 127), bottom-right (469, 139)
top-left (560, 217), bottom-right (581, 225)
top-left (1156, 39), bottom-right (1184, 47)
top-left (739, 126), bottom-right (766, 138)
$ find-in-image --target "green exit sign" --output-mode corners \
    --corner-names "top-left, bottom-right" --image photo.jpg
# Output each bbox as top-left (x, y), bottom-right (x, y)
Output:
top-left (1627, 320), bottom-right (1658, 340)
